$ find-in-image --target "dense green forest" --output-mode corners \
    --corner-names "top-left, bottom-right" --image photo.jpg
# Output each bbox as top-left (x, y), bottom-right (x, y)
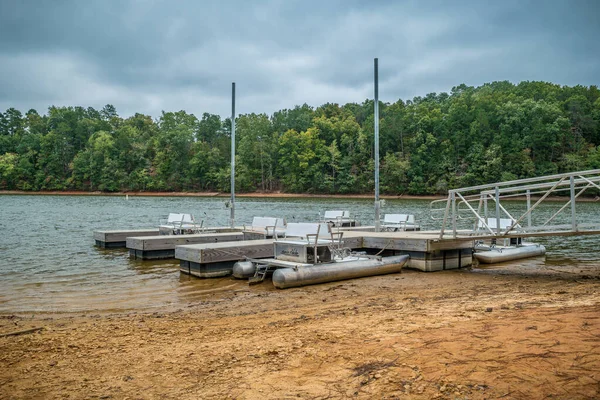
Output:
top-left (1, 81), bottom-right (599, 195)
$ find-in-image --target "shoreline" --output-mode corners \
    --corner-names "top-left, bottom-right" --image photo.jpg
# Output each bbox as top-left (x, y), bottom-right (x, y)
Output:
top-left (0, 189), bottom-right (441, 200)
top-left (1, 189), bottom-right (599, 202)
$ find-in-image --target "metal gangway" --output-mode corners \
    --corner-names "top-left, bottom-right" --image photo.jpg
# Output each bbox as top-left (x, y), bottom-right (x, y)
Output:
top-left (430, 169), bottom-right (600, 240)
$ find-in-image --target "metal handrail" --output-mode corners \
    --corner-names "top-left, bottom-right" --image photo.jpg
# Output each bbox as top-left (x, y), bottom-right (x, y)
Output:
top-left (455, 169), bottom-right (600, 193)
top-left (432, 170), bottom-right (600, 239)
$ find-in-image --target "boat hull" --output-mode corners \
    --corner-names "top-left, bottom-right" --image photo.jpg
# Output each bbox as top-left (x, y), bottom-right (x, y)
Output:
top-left (272, 254), bottom-right (409, 289)
top-left (474, 243), bottom-right (546, 264)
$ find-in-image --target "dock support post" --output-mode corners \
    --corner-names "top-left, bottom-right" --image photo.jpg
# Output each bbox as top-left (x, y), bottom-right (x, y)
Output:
top-left (526, 189), bottom-right (531, 228)
top-left (570, 175), bottom-right (577, 231)
top-left (483, 194), bottom-right (488, 224)
top-left (439, 192), bottom-right (451, 239)
top-left (495, 186), bottom-right (501, 235)
top-left (451, 191), bottom-right (457, 238)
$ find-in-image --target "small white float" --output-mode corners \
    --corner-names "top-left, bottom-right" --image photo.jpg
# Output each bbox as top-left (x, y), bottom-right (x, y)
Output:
top-left (474, 242), bottom-right (546, 264)
top-left (473, 217), bottom-right (546, 264)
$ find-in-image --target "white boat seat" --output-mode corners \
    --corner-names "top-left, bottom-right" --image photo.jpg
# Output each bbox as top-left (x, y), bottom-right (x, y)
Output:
top-left (381, 213), bottom-right (416, 231)
top-left (323, 210), bottom-right (347, 219)
top-left (278, 222), bottom-right (331, 243)
top-left (159, 213), bottom-right (202, 234)
top-left (244, 216), bottom-right (286, 236)
top-left (160, 213), bottom-right (195, 226)
top-left (322, 210), bottom-right (351, 221)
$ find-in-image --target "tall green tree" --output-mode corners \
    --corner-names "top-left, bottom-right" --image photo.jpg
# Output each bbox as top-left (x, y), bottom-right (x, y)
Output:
top-left (151, 111), bottom-right (197, 190)
top-left (236, 113), bottom-right (274, 191)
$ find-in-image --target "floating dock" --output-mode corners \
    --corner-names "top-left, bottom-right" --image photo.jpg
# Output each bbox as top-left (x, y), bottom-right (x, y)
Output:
top-left (177, 234), bottom-right (365, 278)
top-left (93, 226), bottom-right (243, 252)
top-left (127, 231), bottom-right (246, 260)
top-left (177, 239), bottom-right (276, 277)
top-left (176, 231), bottom-right (472, 278)
top-left (359, 231), bottom-right (473, 271)
top-left (95, 225), bottom-right (374, 250)
top-left (94, 229), bottom-right (158, 248)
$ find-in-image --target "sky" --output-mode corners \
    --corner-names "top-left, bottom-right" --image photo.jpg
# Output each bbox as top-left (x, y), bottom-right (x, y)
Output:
top-left (1, 0), bottom-right (599, 119)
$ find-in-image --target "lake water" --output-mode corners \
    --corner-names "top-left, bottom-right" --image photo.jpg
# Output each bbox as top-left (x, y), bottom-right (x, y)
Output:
top-left (0, 195), bottom-right (599, 314)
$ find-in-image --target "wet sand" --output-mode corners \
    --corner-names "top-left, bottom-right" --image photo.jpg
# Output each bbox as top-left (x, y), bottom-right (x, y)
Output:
top-left (1, 267), bottom-right (599, 399)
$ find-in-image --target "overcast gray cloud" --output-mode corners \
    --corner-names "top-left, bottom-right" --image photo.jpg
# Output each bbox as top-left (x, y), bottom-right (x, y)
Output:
top-left (1, 0), bottom-right (599, 119)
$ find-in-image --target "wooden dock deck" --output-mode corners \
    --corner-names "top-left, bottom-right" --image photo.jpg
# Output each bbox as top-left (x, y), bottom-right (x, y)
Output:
top-left (127, 231), bottom-right (246, 260)
top-left (94, 226), bottom-right (243, 250)
top-left (175, 231), bottom-right (472, 278)
top-left (177, 239), bottom-right (276, 278)
top-left (177, 234), bottom-right (365, 278)
top-left (357, 231), bottom-right (473, 271)
top-left (96, 226), bottom-right (475, 276)
top-left (94, 229), bottom-right (158, 248)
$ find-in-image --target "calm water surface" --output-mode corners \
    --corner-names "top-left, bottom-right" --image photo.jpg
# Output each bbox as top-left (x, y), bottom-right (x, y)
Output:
top-left (0, 195), bottom-right (599, 313)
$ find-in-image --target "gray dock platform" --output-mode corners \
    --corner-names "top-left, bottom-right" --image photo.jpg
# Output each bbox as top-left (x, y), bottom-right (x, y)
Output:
top-left (127, 231), bottom-right (246, 260)
top-left (94, 226), bottom-right (243, 250)
top-left (358, 231), bottom-right (472, 271)
top-left (176, 235), bottom-right (364, 278)
top-left (175, 231), bottom-right (470, 278)
top-left (177, 239), bottom-right (276, 278)
top-left (94, 229), bottom-right (159, 248)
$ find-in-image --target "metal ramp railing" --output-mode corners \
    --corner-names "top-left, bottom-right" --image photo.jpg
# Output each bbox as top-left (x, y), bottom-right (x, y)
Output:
top-left (430, 169), bottom-right (600, 239)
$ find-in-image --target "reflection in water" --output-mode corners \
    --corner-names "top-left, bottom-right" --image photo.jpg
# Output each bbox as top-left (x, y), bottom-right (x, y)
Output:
top-left (0, 195), bottom-right (598, 313)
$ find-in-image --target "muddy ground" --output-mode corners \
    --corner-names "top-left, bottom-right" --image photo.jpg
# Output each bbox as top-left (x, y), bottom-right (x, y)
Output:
top-left (1, 267), bottom-right (599, 399)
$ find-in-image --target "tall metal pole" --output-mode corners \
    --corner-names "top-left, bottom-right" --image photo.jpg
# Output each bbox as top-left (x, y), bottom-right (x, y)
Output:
top-left (230, 82), bottom-right (236, 228)
top-left (374, 58), bottom-right (380, 232)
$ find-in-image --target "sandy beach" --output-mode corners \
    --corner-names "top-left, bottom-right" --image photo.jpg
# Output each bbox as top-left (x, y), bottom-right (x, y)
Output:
top-left (1, 266), bottom-right (599, 399)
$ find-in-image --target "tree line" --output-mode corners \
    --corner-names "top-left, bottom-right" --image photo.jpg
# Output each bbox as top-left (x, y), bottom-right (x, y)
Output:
top-left (1, 81), bottom-right (599, 195)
